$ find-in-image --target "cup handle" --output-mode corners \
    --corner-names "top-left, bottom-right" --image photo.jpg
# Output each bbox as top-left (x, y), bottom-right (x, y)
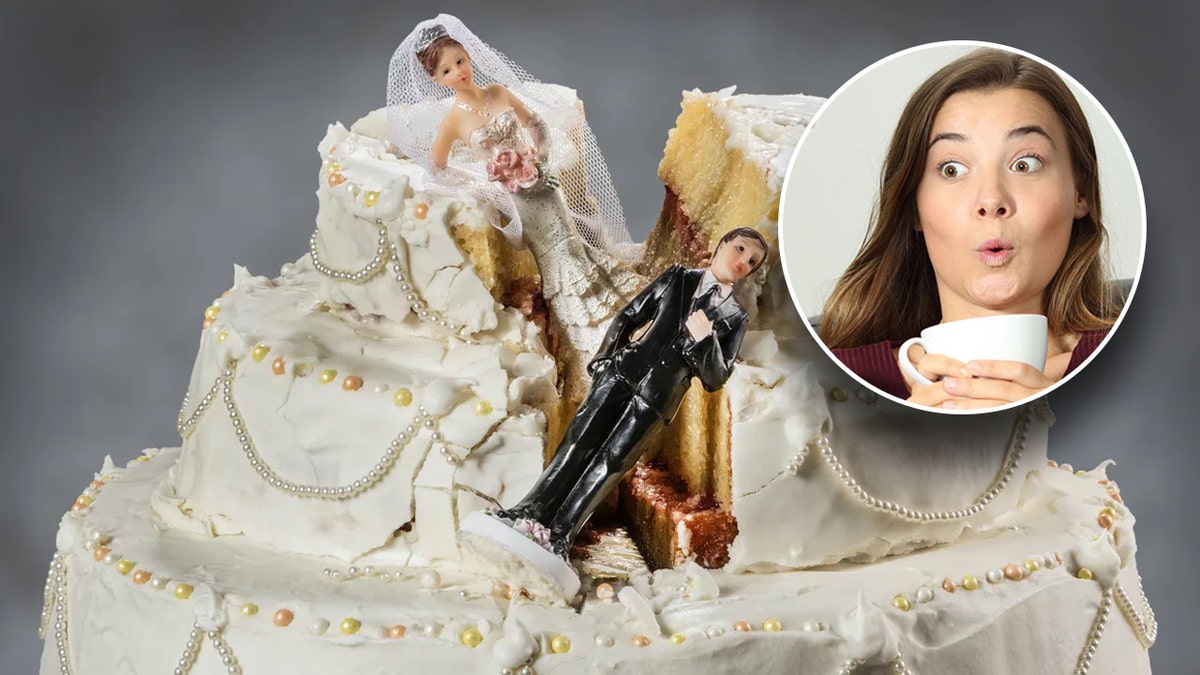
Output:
top-left (897, 337), bottom-right (933, 387)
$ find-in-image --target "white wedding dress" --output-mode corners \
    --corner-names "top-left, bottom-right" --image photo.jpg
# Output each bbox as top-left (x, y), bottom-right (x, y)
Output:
top-left (465, 109), bottom-right (644, 392)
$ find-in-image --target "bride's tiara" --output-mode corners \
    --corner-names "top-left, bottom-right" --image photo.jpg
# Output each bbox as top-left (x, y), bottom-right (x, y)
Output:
top-left (415, 24), bottom-right (449, 54)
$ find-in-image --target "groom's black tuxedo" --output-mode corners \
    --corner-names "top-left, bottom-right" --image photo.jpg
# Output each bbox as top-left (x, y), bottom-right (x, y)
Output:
top-left (507, 264), bottom-right (750, 550)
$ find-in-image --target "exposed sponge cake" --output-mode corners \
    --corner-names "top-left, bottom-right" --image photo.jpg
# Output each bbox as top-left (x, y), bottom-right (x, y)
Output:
top-left (627, 88), bottom-right (823, 567)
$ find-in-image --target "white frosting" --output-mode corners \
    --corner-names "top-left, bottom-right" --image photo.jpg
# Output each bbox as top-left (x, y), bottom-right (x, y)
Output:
top-left (313, 119), bottom-right (502, 333)
top-left (682, 86), bottom-right (825, 197)
top-left (43, 450), bottom-right (1152, 674)
top-left (169, 165), bottom-right (556, 559)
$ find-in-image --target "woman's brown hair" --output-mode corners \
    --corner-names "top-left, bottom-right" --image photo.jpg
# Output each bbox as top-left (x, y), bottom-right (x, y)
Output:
top-left (821, 48), bottom-right (1116, 348)
top-left (417, 35), bottom-right (464, 77)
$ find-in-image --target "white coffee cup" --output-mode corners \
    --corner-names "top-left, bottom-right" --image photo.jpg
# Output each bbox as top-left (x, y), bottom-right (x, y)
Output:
top-left (898, 314), bottom-right (1049, 387)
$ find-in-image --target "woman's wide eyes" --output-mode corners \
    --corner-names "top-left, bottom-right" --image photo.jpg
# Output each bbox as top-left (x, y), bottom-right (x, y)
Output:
top-left (938, 161), bottom-right (967, 179)
top-left (1010, 155), bottom-right (1044, 173)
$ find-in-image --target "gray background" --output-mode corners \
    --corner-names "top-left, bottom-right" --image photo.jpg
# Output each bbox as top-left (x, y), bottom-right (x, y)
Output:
top-left (2, 1), bottom-right (1193, 672)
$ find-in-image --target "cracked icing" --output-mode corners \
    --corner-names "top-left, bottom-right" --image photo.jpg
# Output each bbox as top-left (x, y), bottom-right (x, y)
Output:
top-left (169, 258), bottom-right (556, 563)
top-left (48, 449), bottom-right (1150, 674)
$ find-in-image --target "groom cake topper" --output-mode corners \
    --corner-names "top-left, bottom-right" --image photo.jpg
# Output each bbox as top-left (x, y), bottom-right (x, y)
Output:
top-left (460, 228), bottom-right (768, 598)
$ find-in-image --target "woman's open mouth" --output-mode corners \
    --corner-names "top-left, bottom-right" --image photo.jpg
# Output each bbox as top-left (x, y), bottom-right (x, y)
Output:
top-left (976, 238), bottom-right (1014, 266)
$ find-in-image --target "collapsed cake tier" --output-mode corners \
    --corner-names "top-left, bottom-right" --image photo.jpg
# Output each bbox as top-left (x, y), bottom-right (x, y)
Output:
top-left (163, 113), bottom-right (561, 564)
top-left (42, 446), bottom-right (1153, 674)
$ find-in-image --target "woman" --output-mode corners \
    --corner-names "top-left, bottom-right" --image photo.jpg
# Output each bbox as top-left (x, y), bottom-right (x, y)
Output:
top-left (821, 48), bottom-right (1119, 410)
top-left (387, 15), bottom-right (644, 396)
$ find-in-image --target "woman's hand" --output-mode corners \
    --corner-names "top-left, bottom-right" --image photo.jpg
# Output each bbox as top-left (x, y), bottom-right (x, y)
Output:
top-left (903, 347), bottom-right (968, 408)
top-left (904, 346), bottom-right (1055, 410)
top-left (935, 360), bottom-right (1056, 410)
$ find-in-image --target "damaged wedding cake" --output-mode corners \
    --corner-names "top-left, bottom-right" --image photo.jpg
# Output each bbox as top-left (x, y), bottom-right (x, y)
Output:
top-left (40, 86), bottom-right (1155, 674)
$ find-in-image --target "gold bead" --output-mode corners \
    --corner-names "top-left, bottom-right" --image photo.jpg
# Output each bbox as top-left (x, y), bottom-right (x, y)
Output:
top-left (962, 575), bottom-right (980, 591)
top-left (762, 618), bottom-right (782, 632)
top-left (830, 387), bottom-right (848, 402)
top-left (326, 161), bottom-right (342, 173)
top-left (328, 173), bottom-right (345, 187)
top-left (174, 583), bottom-right (194, 599)
top-left (217, 331), bottom-right (228, 343)
top-left (460, 626), bottom-right (484, 648)
top-left (252, 345), bottom-right (271, 362)
top-left (388, 624), bottom-right (406, 638)
top-left (733, 620), bottom-right (752, 632)
top-left (474, 399), bottom-right (493, 415)
top-left (116, 559), bottom-right (135, 575)
top-left (1075, 470), bottom-right (1088, 477)
top-left (271, 356), bottom-right (286, 375)
top-left (414, 202), bottom-right (429, 219)
top-left (669, 633), bottom-right (686, 645)
top-left (274, 609), bottom-right (294, 627)
top-left (1024, 559), bottom-right (1040, 573)
top-left (550, 634), bottom-right (571, 653)
top-left (364, 190), bottom-right (380, 207)
top-left (393, 388), bottom-right (413, 407)
top-left (340, 618), bottom-right (361, 634)
top-left (892, 595), bottom-right (911, 611)
top-left (1076, 568), bottom-right (1094, 581)
top-left (204, 306), bottom-right (221, 320)
top-left (240, 603), bottom-right (258, 616)
top-left (76, 494), bottom-right (93, 506)
top-left (136, 455), bottom-right (150, 462)
top-left (342, 375), bottom-right (363, 391)
top-left (319, 369), bottom-right (337, 385)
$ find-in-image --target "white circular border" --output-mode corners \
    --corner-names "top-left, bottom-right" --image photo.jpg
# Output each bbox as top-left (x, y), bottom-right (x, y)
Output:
top-left (777, 39), bottom-right (1147, 415)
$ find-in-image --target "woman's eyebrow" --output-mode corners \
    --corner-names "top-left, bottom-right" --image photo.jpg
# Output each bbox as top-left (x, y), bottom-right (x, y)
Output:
top-left (1007, 125), bottom-right (1055, 146)
top-left (929, 132), bottom-right (967, 147)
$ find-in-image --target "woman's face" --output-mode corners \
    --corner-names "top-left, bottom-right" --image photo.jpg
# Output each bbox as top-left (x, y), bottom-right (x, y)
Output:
top-left (915, 87), bottom-right (1089, 321)
top-left (431, 45), bottom-right (473, 90)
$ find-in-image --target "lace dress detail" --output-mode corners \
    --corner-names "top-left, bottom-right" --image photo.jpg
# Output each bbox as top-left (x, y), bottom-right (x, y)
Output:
top-left (467, 111), bottom-right (644, 385)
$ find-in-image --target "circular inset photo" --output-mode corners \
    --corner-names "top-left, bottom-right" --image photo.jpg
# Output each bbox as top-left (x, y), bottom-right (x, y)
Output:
top-left (778, 41), bottom-right (1144, 414)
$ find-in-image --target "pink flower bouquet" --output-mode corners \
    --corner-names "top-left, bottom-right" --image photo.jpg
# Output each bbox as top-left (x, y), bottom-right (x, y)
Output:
top-left (486, 145), bottom-right (546, 193)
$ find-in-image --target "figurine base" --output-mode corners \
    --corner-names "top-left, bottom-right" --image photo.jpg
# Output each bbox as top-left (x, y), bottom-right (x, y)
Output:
top-left (458, 511), bottom-right (581, 601)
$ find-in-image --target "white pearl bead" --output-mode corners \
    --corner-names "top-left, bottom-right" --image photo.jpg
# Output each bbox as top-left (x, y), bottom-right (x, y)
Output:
top-left (421, 571), bottom-right (441, 590)
top-left (310, 618), bottom-right (330, 635)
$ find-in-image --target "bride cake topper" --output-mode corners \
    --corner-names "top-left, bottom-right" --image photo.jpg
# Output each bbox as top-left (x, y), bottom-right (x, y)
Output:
top-left (386, 13), bottom-right (637, 261)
